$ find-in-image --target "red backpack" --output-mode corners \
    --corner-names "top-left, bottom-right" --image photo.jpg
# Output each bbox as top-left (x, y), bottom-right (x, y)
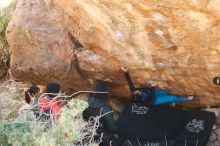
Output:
top-left (38, 96), bottom-right (62, 119)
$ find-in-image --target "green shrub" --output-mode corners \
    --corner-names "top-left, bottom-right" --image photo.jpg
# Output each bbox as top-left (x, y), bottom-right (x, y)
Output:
top-left (0, 0), bottom-right (17, 47)
top-left (0, 99), bottom-right (97, 146)
top-left (0, 123), bottom-right (32, 146)
top-left (0, 0), bottom-right (17, 70)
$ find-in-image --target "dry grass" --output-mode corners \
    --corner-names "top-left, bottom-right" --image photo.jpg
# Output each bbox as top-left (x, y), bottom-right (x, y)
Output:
top-left (0, 80), bottom-right (29, 121)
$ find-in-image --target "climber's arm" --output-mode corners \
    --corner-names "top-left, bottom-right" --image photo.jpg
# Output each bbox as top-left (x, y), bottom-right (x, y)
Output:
top-left (121, 67), bottom-right (136, 93)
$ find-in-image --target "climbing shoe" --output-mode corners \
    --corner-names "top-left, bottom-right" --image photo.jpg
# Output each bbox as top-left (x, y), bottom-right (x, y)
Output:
top-left (185, 96), bottom-right (194, 101)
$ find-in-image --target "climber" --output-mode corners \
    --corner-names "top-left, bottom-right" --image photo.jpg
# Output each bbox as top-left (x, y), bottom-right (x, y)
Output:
top-left (24, 85), bottom-right (44, 117)
top-left (25, 85), bottom-right (40, 104)
top-left (38, 83), bottom-right (62, 120)
top-left (83, 80), bottom-right (117, 146)
top-left (121, 67), bottom-right (194, 106)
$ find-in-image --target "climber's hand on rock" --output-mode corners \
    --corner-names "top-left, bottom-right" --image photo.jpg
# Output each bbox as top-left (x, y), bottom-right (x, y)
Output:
top-left (147, 80), bottom-right (157, 87)
top-left (121, 66), bottom-right (128, 72)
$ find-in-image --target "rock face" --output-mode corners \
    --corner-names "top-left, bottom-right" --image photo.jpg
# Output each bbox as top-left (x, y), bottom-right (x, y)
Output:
top-left (6, 0), bottom-right (90, 91)
top-left (6, 0), bottom-right (220, 107)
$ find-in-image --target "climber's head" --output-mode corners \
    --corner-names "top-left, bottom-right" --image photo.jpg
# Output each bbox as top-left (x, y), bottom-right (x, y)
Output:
top-left (25, 85), bottom-right (40, 104)
top-left (46, 83), bottom-right (60, 98)
top-left (29, 85), bottom-right (40, 96)
top-left (131, 90), bottom-right (141, 102)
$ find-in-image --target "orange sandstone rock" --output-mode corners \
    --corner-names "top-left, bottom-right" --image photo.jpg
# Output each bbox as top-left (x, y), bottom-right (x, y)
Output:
top-left (6, 0), bottom-right (220, 107)
top-left (6, 0), bottom-right (90, 91)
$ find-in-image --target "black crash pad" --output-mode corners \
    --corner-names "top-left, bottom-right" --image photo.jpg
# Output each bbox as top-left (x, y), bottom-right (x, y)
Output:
top-left (116, 104), bottom-right (215, 146)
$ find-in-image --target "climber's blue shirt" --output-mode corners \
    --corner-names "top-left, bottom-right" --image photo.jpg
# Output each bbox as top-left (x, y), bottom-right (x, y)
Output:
top-left (140, 91), bottom-right (149, 101)
top-left (153, 90), bottom-right (185, 105)
top-left (131, 89), bottom-right (150, 102)
top-left (138, 89), bottom-right (185, 105)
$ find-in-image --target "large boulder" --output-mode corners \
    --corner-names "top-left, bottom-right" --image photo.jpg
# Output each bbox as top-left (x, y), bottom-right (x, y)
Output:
top-left (6, 0), bottom-right (220, 107)
top-left (6, 0), bottom-right (91, 91)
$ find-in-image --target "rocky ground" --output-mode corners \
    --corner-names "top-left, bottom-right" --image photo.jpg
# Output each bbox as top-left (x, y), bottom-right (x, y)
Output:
top-left (207, 129), bottom-right (220, 146)
top-left (205, 108), bottom-right (220, 146)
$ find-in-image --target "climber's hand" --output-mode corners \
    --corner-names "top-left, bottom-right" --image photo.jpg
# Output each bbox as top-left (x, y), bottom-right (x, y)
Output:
top-left (121, 66), bottom-right (128, 72)
top-left (147, 80), bottom-right (157, 87)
